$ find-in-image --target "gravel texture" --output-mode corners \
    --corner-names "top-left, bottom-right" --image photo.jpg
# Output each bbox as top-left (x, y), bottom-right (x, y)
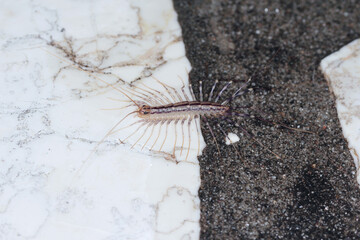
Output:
top-left (173, 1), bottom-right (360, 239)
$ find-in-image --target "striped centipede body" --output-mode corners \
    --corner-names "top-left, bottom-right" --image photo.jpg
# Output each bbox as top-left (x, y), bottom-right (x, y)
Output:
top-left (45, 47), bottom-right (309, 166)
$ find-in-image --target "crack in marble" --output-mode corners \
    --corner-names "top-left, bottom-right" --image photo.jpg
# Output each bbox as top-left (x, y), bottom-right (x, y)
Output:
top-left (1, 0), bottom-right (201, 239)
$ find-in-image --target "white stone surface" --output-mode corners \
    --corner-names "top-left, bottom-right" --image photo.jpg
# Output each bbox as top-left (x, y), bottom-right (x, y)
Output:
top-left (0, 0), bottom-right (205, 239)
top-left (225, 133), bottom-right (240, 145)
top-left (320, 39), bottom-right (360, 186)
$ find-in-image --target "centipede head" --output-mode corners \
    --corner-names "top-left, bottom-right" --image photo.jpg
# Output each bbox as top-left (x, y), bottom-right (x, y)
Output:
top-left (139, 104), bottom-right (151, 115)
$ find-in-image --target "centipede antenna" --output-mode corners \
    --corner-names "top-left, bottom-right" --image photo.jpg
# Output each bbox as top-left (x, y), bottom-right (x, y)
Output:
top-left (150, 120), bottom-right (165, 151)
top-left (100, 104), bottom-right (135, 111)
top-left (203, 117), bottom-right (220, 155)
top-left (111, 119), bottom-right (143, 135)
top-left (95, 111), bottom-right (137, 142)
top-left (73, 110), bottom-right (137, 179)
top-left (142, 122), bottom-right (157, 150)
top-left (195, 115), bottom-right (201, 156)
top-left (177, 75), bottom-right (190, 101)
top-left (42, 48), bottom-right (141, 109)
top-left (199, 80), bottom-right (203, 102)
top-left (180, 118), bottom-right (186, 156)
top-left (217, 122), bottom-right (241, 159)
top-left (208, 79), bottom-right (218, 101)
top-left (106, 98), bottom-right (132, 102)
top-left (131, 122), bottom-right (150, 149)
top-left (215, 81), bottom-right (232, 102)
top-left (185, 116), bottom-right (193, 162)
top-left (159, 120), bottom-right (170, 152)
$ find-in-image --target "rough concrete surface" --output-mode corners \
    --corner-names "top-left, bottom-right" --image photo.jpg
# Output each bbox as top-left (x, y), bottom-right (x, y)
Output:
top-left (173, 1), bottom-right (360, 239)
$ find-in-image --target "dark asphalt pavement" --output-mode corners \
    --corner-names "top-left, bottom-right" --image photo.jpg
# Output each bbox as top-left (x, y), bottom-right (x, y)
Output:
top-left (174, 1), bottom-right (360, 239)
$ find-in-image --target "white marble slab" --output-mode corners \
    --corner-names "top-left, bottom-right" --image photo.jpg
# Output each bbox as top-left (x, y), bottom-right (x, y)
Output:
top-left (0, 0), bottom-right (205, 239)
top-left (320, 39), bottom-right (360, 186)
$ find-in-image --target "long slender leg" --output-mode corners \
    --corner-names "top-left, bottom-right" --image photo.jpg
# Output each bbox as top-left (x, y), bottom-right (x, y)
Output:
top-left (141, 82), bottom-right (172, 104)
top-left (134, 84), bottom-right (167, 105)
top-left (203, 116), bottom-right (220, 155)
top-left (93, 110), bottom-right (137, 147)
top-left (131, 121), bottom-right (151, 149)
top-left (150, 120), bottom-right (165, 150)
top-left (249, 108), bottom-right (314, 134)
top-left (185, 116), bottom-right (193, 161)
top-left (199, 80), bottom-right (203, 101)
top-left (159, 120), bottom-right (170, 151)
top-left (208, 80), bottom-right (218, 101)
top-left (121, 86), bottom-right (154, 105)
top-left (169, 83), bottom-right (185, 102)
top-left (183, 68), bottom-right (196, 101)
top-left (142, 121), bottom-right (157, 150)
top-left (194, 115), bottom-right (201, 156)
top-left (106, 97), bottom-right (132, 103)
top-left (215, 81), bottom-right (232, 102)
top-left (110, 119), bottom-right (144, 135)
top-left (100, 104), bottom-right (135, 111)
top-left (180, 118), bottom-right (186, 156)
top-left (173, 120), bottom-right (179, 157)
top-left (152, 76), bottom-right (181, 102)
top-left (129, 86), bottom-right (163, 105)
top-left (188, 81), bottom-right (196, 101)
top-left (232, 78), bottom-right (251, 98)
top-left (229, 118), bottom-right (281, 159)
top-left (178, 75), bottom-right (190, 101)
top-left (221, 78), bottom-right (251, 105)
top-left (161, 80), bottom-right (185, 102)
top-left (121, 122), bottom-right (147, 142)
top-left (74, 110), bottom-right (137, 178)
top-left (217, 122), bottom-right (241, 159)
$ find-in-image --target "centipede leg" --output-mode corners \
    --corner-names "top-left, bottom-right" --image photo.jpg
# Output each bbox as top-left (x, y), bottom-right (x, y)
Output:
top-left (132, 121), bottom-right (151, 149)
top-left (203, 116), bottom-right (220, 155)
top-left (152, 76), bottom-right (179, 103)
top-left (228, 118), bottom-right (282, 159)
top-left (141, 82), bottom-right (172, 104)
top-left (134, 84), bottom-right (167, 105)
top-left (122, 122), bottom-right (147, 142)
top-left (195, 115), bottom-right (201, 156)
top-left (180, 118), bottom-right (186, 156)
top-left (89, 110), bottom-right (137, 153)
top-left (159, 120), bottom-right (171, 152)
top-left (199, 80), bottom-right (203, 101)
top-left (110, 119), bottom-right (144, 135)
top-left (173, 120), bottom-right (179, 157)
top-left (214, 81), bottom-right (232, 102)
top-left (178, 75), bottom-right (190, 101)
top-left (150, 120), bottom-right (165, 151)
top-left (185, 71), bottom-right (197, 101)
top-left (208, 80), bottom-right (218, 101)
top-left (185, 116), bottom-right (193, 162)
top-left (217, 121), bottom-right (242, 160)
top-left (142, 121), bottom-right (157, 150)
